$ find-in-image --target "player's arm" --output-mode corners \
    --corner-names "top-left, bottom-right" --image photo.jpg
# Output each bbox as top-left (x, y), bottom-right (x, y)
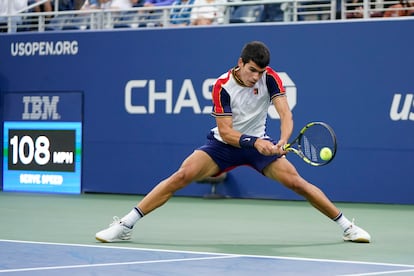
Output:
top-left (272, 95), bottom-right (293, 151)
top-left (216, 116), bottom-right (274, 155)
top-left (248, 95), bottom-right (293, 155)
top-left (215, 116), bottom-right (245, 147)
top-left (216, 116), bottom-right (282, 156)
top-left (215, 116), bottom-right (265, 150)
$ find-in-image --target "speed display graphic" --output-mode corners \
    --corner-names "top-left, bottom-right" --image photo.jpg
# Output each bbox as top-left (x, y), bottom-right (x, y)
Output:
top-left (3, 122), bottom-right (82, 194)
top-left (8, 129), bottom-right (75, 172)
top-left (2, 92), bottom-right (83, 194)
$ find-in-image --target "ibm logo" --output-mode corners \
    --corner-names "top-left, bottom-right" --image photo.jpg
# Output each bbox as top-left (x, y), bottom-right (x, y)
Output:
top-left (22, 96), bottom-right (61, 120)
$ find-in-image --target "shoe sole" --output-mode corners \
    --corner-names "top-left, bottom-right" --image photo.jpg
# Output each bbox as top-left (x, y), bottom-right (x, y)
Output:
top-left (95, 235), bottom-right (132, 243)
top-left (95, 236), bottom-right (110, 243)
top-left (344, 238), bottom-right (370, 243)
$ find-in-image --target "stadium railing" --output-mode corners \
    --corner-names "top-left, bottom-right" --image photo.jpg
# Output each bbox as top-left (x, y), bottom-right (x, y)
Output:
top-left (0, 0), bottom-right (412, 33)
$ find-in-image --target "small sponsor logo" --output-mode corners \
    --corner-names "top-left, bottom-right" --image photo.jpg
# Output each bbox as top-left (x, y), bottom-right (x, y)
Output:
top-left (22, 96), bottom-right (61, 120)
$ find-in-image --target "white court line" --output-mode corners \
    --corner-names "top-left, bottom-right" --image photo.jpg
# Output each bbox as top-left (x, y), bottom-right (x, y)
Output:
top-left (246, 254), bottom-right (414, 268)
top-left (1, 239), bottom-right (414, 275)
top-left (0, 255), bottom-right (240, 273)
top-left (0, 239), bottom-right (232, 256)
top-left (338, 268), bottom-right (414, 276)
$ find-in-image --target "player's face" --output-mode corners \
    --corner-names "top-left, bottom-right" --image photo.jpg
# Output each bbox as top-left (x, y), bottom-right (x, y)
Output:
top-left (237, 59), bottom-right (266, 87)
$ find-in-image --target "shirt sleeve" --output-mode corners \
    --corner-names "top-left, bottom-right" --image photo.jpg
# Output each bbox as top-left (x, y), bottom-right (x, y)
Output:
top-left (265, 67), bottom-right (286, 100)
top-left (211, 81), bottom-right (231, 117)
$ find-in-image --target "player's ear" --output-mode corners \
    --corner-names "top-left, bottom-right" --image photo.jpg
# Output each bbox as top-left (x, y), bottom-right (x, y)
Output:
top-left (237, 58), bottom-right (243, 67)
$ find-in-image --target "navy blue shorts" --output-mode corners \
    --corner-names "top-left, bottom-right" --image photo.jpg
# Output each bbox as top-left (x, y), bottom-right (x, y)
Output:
top-left (198, 132), bottom-right (281, 174)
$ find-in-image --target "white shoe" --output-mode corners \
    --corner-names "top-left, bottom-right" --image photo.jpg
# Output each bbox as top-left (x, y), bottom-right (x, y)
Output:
top-left (343, 219), bottom-right (371, 243)
top-left (95, 216), bottom-right (132, 243)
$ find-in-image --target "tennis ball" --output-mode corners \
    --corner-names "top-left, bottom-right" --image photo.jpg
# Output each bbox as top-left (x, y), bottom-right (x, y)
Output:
top-left (320, 147), bottom-right (332, 161)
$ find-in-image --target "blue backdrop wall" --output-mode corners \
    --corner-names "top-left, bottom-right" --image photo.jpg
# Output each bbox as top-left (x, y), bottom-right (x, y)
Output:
top-left (1, 20), bottom-right (413, 203)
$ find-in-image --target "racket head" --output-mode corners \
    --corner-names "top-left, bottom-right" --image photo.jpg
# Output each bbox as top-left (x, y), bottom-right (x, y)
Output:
top-left (287, 122), bottom-right (337, 166)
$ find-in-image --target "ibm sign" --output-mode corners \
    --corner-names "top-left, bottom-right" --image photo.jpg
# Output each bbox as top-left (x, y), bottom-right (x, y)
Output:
top-left (2, 92), bottom-right (83, 194)
top-left (21, 96), bottom-right (61, 120)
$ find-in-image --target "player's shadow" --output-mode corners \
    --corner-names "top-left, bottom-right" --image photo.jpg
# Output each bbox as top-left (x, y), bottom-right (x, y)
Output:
top-left (126, 240), bottom-right (345, 255)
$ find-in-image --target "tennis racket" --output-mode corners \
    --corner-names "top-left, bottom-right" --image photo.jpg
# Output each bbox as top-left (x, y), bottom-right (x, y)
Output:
top-left (283, 122), bottom-right (337, 166)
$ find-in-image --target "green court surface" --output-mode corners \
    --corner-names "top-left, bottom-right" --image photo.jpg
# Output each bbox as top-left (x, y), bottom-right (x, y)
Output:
top-left (1, 191), bottom-right (413, 267)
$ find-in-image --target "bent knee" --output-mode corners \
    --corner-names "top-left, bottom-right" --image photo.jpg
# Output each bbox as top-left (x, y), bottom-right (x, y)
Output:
top-left (170, 168), bottom-right (194, 187)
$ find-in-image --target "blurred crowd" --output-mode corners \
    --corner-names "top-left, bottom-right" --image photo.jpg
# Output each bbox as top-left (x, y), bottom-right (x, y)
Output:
top-left (0, 0), bottom-right (413, 32)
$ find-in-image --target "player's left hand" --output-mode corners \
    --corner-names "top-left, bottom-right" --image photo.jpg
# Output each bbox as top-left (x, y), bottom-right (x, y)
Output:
top-left (273, 140), bottom-right (288, 155)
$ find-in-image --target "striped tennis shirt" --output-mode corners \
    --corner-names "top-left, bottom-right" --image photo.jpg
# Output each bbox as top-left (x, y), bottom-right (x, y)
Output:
top-left (210, 66), bottom-right (286, 143)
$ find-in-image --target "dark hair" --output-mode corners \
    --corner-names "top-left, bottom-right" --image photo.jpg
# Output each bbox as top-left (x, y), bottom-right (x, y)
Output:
top-left (240, 41), bottom-right (270, 68)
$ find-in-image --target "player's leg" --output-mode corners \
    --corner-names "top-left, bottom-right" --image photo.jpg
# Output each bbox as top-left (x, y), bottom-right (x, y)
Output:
top-left (263, 156), bottom-right (340, 219)
top-left (95, 150), bottom-right (220, 242)
top-left (263, 157), bottom-right (371, 242)
top-left (137, 150), bottom-right (220, 215)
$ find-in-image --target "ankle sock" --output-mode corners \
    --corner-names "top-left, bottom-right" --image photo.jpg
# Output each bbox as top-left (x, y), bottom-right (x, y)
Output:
top-left (121, 207), bottom-right (144, 228)
top-left (333, 212), bottom-right (352, 231)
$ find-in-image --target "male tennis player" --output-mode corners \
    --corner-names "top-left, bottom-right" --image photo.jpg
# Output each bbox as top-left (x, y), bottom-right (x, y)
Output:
top-left (96, 41), bottom-right (371, 243)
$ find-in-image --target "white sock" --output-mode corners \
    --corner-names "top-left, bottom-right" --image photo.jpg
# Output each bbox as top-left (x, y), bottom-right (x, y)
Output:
top-left (121, 207), bottom-right (144, 228)
top-left (333, 212), bottom-right (352, 231)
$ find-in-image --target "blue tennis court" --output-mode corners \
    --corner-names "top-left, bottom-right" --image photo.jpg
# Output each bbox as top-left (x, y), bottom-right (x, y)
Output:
top-left (1, 240), bottom-right (414, 275)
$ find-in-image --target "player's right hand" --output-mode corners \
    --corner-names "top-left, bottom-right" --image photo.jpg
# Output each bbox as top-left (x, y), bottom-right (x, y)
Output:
top-left (254, 139), bottom-right (282, 156)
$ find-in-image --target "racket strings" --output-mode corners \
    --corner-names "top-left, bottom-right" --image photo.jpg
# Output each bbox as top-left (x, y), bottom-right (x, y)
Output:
top-left (302, 136), bottom-right (319, 162)
top-left (300, 124), bottom-right (336, 163)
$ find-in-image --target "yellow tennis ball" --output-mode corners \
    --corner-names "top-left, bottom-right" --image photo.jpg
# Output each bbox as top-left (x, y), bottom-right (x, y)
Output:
top-left (320, 147), bottom-right (332, 161)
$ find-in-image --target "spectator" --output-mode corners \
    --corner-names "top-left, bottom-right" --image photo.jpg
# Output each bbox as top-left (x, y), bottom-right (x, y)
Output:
top-left (133, 0), bottom-right (146, 7)
top-left (170, 0), bottom-right (195, 26)
top-left (28, 0), bottom-right (76, 12)
top-left (346, 0), bottom-right (364, 18)
top-left (346, 0), bottom-right (383, 18)
top-left (140, 0), bottom-right (175, 26)
top-left (78, 0), bottom-right (109, 29)
top-left (0, 0), bottom-right (28, 32)
top-left (109, 0), bottom-right (138, 9)
top-left (191, 0), bottom-right (226, 25)
top-left (260, 3), bottom-right (284, 22)
top-left (81, 0), bottom-right (114, 10)
top-left (383, 0), bottom-right (414, 16)
top-left (191, 5), bottom-right (215, 25)
top-left (29, 0), bottom-right (53, 13)
top-left (81, 0), bottom-right (101, 9)
top-left (143, 0), bottom-right (175, 8)
top-left (58, 0), bottom-right (75, 10)
top-left (74, 0), bottom-right (84, 9)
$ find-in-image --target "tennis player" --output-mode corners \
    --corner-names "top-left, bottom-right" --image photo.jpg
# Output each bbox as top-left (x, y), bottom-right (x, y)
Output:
top-left (96, 41), bottom-right (371, 243)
